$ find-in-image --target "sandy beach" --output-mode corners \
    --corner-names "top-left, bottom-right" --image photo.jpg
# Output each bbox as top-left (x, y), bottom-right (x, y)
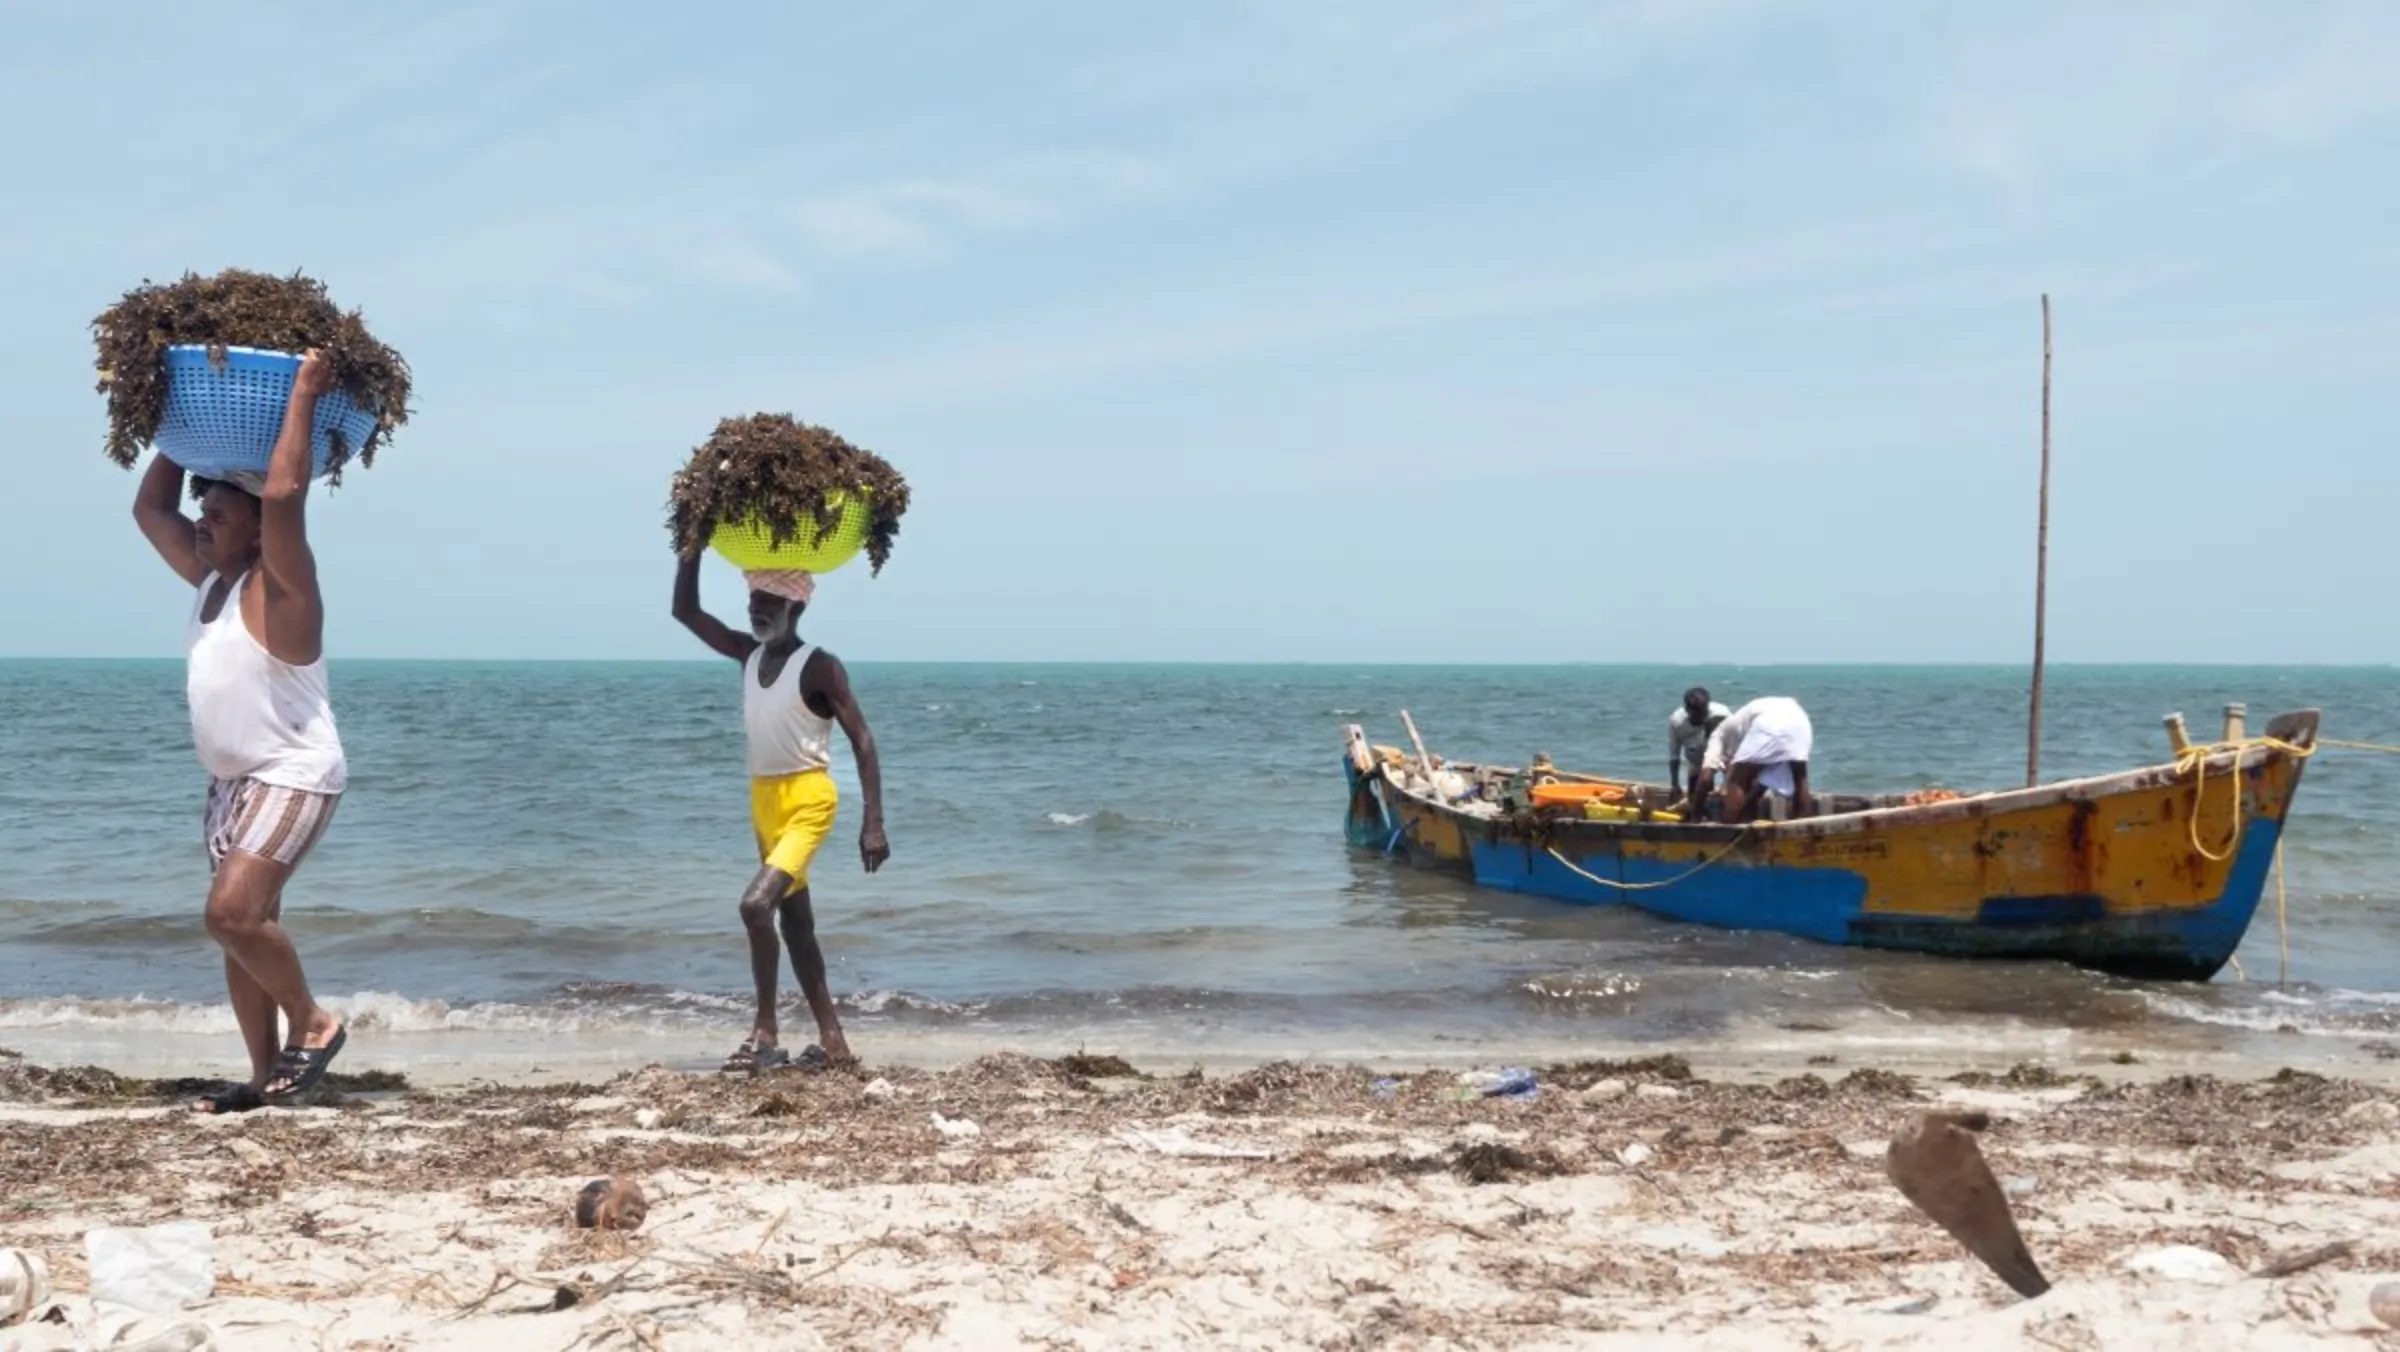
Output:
top-left (8, 1044), bottom-right (2400, 1351)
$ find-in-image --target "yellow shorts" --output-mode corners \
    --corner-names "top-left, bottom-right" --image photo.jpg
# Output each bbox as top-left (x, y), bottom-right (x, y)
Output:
top-left (750, 770), bottom-right (839, 891)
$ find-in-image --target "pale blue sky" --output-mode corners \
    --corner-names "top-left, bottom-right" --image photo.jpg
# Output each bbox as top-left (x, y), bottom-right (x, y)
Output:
top-left (4, 1), bottom-right (2394, 662)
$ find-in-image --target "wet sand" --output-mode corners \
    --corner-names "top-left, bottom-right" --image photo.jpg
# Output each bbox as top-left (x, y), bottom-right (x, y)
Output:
top-left (5, 1047), bottom-right (2400, 1349)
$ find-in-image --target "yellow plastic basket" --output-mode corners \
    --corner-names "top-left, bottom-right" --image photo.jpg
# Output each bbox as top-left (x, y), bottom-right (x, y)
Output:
top-left (708, 492), bottom-right (872, 573)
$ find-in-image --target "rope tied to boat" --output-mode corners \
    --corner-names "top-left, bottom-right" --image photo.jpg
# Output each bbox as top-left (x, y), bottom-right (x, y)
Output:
top-left (2174, 735), bottom-right (2316, 865)
top-left (2191, 733), bottom-right (2400, 987)
top-left (1541, 826), bottom-right (1756, 892)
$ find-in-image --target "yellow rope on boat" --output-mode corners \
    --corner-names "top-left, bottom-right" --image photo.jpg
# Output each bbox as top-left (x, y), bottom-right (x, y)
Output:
top-left (1542, 827), bottom-right (1755, 892)
top-left (2191, 733), bottom-right (2400, 987)
top-left (2320, 738), bottom-right (2400, 755)
top-left (2173, 735), bottom-right (2317, 864)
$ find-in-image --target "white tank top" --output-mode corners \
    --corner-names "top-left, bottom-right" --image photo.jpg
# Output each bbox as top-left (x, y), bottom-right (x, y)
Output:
top-left (743, 643), bottom-right (831, 778)
top-left (185, 571), bottom-right (347, 793)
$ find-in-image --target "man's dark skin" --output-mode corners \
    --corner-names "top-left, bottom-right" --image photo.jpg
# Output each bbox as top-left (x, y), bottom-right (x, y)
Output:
top-left (1668, 687), bottom-right (1714, 799)
top-left (672, 553), bottom-right (888, 1065)
top-left (1720, 759), bottom-right (1814, 824)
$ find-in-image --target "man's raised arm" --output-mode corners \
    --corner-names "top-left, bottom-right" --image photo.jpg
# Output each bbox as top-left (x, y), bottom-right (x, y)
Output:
top-left (132, 453), bottom-right (205, 586)
top-left (673, 553), bottom-right (756, 662)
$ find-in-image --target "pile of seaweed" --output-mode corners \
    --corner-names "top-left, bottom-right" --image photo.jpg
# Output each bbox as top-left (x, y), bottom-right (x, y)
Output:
top-left (668, 414), bottom-right (910, 576)
top-left (91, 268), bottom-right (413, 476)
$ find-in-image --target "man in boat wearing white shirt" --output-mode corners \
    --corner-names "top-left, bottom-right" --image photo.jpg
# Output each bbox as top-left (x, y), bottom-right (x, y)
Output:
top-left (131, 350), bottom-right (351, 1114)
top-left (1667, 686), bottom-right (1731, 799)
top-left (672, 554), bottom-right (888, 1072)
top-left (1689, 696), bottom-right (1817, 823)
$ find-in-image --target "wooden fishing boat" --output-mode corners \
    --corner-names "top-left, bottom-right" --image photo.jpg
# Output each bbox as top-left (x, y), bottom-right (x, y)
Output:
top-left (1340, 709), bottom-right (2321, 981)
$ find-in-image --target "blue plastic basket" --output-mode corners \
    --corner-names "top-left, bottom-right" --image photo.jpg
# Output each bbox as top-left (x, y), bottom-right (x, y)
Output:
top-left (153, 345), bottom-right (382, 482)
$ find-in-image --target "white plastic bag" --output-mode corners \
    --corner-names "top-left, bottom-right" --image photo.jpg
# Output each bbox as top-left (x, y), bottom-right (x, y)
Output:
top-left (85, 1223), bottom-right (214, 1313)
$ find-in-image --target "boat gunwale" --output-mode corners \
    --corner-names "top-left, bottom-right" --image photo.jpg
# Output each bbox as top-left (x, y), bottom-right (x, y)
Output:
top-left (1362, 708), bottom-right (2320, 843)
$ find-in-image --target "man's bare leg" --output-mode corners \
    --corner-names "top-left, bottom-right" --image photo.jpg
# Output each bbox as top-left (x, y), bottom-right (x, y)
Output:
top-left (223, 953), bottom-right (281, 1086)
top-left (738, 865), bottom-right (795, 1051)
top-left (777, 887), bottom-right (852, 1063)
top-left (203, 853), bottom-right (338, 1050)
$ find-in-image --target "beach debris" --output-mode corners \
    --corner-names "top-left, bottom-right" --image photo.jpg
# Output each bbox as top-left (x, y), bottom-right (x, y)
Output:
top-left (573, 1178), bottom-right (649, 1232)
top-left (1579, 1078), bottom-right (1630, 1102)
top-left (1451, 1142), bottom-right (1564, 1184)
top-left (2371, 1280), bottom-right (2400, 1329)
top-left (863, 1077), bottom-right (899, 1100)
top-left (1634, 1084), bottom-right (1682, 1102)
top-left (667, 414), bottom-right (911, 575)
top-left (2122, 1245), bottom-right (2236, 1284)
top-left (2342, 1100), bottom-right (2399, 1127)
top-left (1618, 1142), bottom-right (1654, 1167)
top-left (932, 1112), bottom-right (982, 1141)
top-left (2251, 1239), bottom-right (2352, 1279)
top-left (1626, 1224), bottom-right (1733, 1257)
top-left (1054, 1052), bottom-right (1143, 1080)
top-left (1113, 1127), bottom-right (1270, 1160)
top-left (0, 1247), bottom-right (50, 1326)
top-left (1885, 1110), bottom-right (2050, 1299)
top-left (99, 1323), bottom-right (215, 1352)
top-left (90, 268), bottom-right (411, 475)
top-left (86, 1222), bottom-right (215, 1313)
top-left (1873, 1295), bottom-right (1939, 1316)
top-left (1372, 1077), bottom-right (1402, 1099)
top-left (633, 1108), bottom-right (664, 1131)
top-left (1456, 1068), bottom-right (1539, 1100)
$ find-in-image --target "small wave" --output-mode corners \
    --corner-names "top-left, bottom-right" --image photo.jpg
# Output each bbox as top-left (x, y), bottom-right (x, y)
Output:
top-left (1040, 809), bottom-right (1193, 833)
top-left (2140, 988), bottom-right (2400, 1038)
top-left (0, 992), bottom-right (595, 1036)
top-left (846, 989), bottom-right (986, 1018)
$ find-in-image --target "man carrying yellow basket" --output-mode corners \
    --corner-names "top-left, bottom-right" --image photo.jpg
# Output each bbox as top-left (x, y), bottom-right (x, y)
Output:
top-left (666, 413), bottom-right (909, 1073)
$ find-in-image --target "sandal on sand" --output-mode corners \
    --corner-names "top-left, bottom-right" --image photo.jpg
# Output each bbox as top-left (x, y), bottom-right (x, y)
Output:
top-left (192, 1083), bottom-right (263, 1115)
top-left (261, 1024), bottom-right (347, 1102)
top-left (722, 1039), bottom-right (792, 1074)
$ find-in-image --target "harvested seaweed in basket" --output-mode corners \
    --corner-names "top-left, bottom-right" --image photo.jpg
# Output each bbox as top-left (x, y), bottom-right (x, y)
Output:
top-left (91, 268), bottom-right (412, 475)
top-left (668, 414), bottom-right (911, 576)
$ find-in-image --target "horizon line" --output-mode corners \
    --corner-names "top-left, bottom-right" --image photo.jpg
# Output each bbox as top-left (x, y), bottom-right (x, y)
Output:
top-left (0, 656), bottom-right (2390, 671)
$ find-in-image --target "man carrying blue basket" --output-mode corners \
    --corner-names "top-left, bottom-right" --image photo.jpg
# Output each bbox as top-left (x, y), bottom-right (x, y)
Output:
top-left (133, 350), bottom-right (350, 1113)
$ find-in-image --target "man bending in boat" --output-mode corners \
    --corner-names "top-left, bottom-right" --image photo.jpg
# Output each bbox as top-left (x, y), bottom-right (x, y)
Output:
top-left (1667, 686), bottom-right (1731, 800)
top-left (672, 556), bottom-right (888, 1071)
top-left (1690, 696), bottom-right (1816, 823)
top-left (132, 350), bottom-right (351, 1113)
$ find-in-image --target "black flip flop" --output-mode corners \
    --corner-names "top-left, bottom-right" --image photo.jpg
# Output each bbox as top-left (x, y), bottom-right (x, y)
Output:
top-left (192, 1083), bottom-right (263, 1115)
top-left (722, 1039), bottom-right (792, 1074)
top-left (261, 1024), bottom-right (348, 1102)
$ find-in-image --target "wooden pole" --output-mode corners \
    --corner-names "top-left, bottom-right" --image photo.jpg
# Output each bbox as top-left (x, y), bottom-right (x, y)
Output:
top-left (1399, 709), bottom-right (1435, 779)
top-left (2027, 295), bottom-right (2052, 788)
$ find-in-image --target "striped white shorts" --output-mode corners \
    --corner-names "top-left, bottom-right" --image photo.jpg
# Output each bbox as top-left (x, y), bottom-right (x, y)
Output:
top-left (204, 777), bottom-right (340, 873)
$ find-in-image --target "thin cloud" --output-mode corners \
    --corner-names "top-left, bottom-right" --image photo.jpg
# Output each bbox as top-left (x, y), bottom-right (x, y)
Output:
top-left (787, 153), bottom-right (1165, 263)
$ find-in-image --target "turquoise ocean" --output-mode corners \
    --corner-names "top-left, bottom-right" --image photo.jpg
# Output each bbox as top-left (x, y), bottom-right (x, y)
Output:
top-left (2, 662), bottom-right (2396, 1070)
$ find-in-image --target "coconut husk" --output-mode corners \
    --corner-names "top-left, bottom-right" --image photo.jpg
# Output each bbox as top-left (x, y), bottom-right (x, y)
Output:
top-left (90, 268), bottom-right (412, 478)
top-left (668, 414), bottom-right (911, 576)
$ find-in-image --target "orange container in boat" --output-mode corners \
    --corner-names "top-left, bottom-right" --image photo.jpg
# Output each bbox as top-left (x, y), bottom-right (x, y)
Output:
top-left (1529, 781), bottom-right (1629, 808)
